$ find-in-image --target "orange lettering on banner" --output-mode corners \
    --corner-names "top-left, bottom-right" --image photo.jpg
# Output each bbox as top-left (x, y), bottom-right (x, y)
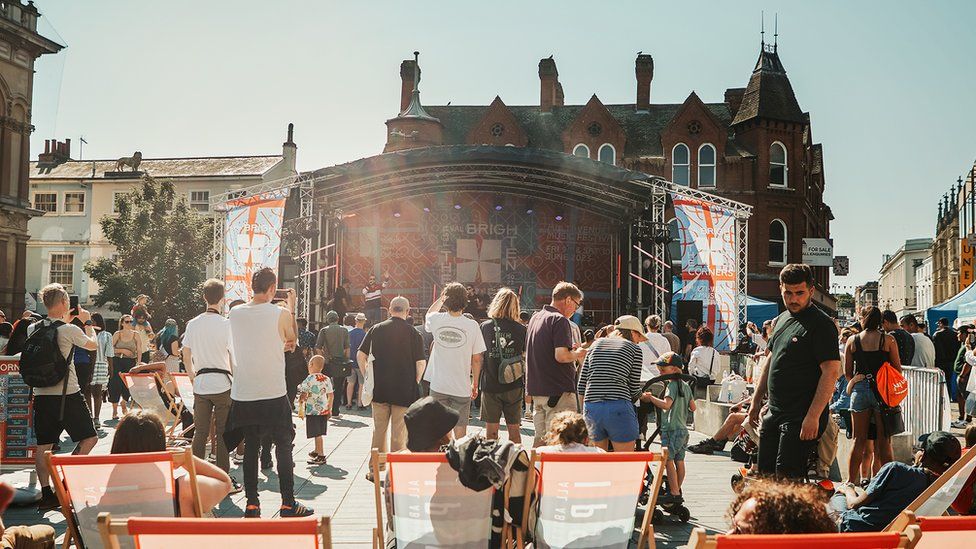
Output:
top-left (961, 240), bottom-right (974, 292)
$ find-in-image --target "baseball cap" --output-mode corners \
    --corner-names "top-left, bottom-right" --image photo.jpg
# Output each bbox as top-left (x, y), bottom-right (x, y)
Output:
top-left (922, 431), bottom-right (962, 468)
top-left (614, 315), bottom-right (648, 341)
top-left (355, 312), bottom-right (367, 322)
top-left (390, 296), bottom-right (409, 312)
top-left (654, 351), bottom-right (685, 368)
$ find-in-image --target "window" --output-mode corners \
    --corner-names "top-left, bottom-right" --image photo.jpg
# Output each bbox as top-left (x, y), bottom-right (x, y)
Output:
top-left (573, 144), bottom-right (590, 158)
top-left (667, 218), bottom-right (682, 265)
top-left (49, 253), bottom-right (74, 291)
top-left (698, 144), bottom-right (716, 188)
top-left (32, 192), bottom-right (57, 213)
top-left (769, 219), bottom-right (787, 265)
top-left (64, 192), bottom-right (86, 214)
top-left (189, 190), bottom-right (210, 212)
top-left (770, 142), bottom-right (788, 187)
top-left (672, 143), bottom-right (690, 185)
top-left (598, 143), bottom-right (615, 165)
top-left (112, 191), bottom-right (127, 214)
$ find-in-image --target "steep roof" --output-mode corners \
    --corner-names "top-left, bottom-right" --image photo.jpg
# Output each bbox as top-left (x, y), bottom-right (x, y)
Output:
top-left (425, 101), bottom-right (740, 158)
top-left (30, 155), bottom-right (283, 180)
top-left (731, 47), bottom-right (805, 125)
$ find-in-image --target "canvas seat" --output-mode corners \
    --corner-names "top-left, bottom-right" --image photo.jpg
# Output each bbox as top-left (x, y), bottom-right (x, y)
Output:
top-left (687, 527), bottom-right (920, 548)
top-left (97, 514), bottom-right (332, 549)
top-left (898, 511), bottom-right (976, 549)
top-left (121, 372), bottom-right (186, 438)
top-left (885, 445), bottom-right (976, 531)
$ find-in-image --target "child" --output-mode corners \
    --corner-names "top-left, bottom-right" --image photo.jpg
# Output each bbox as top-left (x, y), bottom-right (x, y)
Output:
top-left (537, 411), bottom-right (604, 453)
top-left (298, 355), bottom-right (334, 465)
top-left (644, 352), bottom-right (695, 506)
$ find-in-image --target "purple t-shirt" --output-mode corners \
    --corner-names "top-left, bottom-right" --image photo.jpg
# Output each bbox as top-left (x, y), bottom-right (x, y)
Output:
top-left (526, 305), bottom-right (576, 396)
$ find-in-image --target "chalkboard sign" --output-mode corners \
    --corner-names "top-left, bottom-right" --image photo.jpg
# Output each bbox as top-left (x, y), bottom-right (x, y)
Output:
top-left (0, 357), bottom-right (36, 465)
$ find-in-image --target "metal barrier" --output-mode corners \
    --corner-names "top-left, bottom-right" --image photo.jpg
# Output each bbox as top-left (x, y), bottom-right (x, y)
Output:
top-left (901, 366), bottom-right (949, 439)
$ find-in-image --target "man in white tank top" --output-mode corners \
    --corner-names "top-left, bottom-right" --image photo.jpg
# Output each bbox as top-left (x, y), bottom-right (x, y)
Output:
top-left (225, 267), bottom-right (313, 518)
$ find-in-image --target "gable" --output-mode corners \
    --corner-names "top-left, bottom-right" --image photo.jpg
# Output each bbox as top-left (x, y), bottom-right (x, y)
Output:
top-left (465, 96), bottom-right (528, 147)
top-left (561, 95), bottom-right (626, 159)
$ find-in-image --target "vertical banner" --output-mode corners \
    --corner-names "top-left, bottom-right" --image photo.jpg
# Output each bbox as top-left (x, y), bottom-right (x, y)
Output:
top-left (224, 191), bottom-right (288, 303)
top-left (961, 239), bottom-right (974, 292)
top-left (672, 196), bottom-right (738, 350)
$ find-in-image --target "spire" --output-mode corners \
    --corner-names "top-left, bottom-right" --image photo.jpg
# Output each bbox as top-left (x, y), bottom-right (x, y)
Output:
top-left (731, 32), bottom-right (804, 126)
top-left (397, 51), bottom-right (439, 122)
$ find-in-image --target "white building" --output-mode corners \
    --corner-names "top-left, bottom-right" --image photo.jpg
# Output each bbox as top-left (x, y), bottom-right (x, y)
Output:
top-left (878, 238), bottom-right (934, 318)
top-left (915, 254), bottom-right (934, 314)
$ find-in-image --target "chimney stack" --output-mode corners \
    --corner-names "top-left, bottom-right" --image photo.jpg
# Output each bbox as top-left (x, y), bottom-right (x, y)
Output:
top-left (539, 57), bottom-right (559, 113)
top-left (38, 138), bottom-right (71, 165)
top-left (635, 53), bottom-right (653, 112)
top-left (282, 123), bottom-right (297, 173)
top-left (399, 59), bottom-right (420, 113)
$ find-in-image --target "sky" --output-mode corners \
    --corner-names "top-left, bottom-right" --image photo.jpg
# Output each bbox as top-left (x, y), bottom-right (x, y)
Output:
top-left (26, 0), bottom-right (976, 290)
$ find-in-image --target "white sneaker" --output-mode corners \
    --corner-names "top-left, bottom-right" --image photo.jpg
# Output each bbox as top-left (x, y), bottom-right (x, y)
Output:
top-left (951, 419), bottom-right (969, 429)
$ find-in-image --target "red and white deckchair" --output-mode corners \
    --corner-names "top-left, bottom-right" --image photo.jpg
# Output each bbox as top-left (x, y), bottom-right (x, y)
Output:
top-left (898, 511), bottom-right (976, 549)
top-left (47, 448), bottom-right (201, 549)
top-left (96, 514), bottom-right (332, 549)
top-left (371, 450), bottom-right (495, 549)
top-left (121, 372), bottom-right (184, 438)
top-left (687, 527), bottom-right (921, 548)
top-left (518, 451), bottom-right (667, 549)
top-left (170, 372), bottom-right (195, 415)
top-left (885, 445), bottom-right (976, 531)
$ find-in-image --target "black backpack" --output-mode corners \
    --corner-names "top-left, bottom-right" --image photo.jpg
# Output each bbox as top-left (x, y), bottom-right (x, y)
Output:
top-left (20, 320), bottom-right (70, 389)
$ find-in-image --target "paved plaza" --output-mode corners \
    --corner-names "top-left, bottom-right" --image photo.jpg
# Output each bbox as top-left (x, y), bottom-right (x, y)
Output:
top-left (0, 409), bottom-right (740, 548)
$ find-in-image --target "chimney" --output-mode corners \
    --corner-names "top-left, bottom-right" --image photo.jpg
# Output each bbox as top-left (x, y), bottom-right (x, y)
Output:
top-left (399, 59), bottom-right (420, 113)
top-left (635, 53), bottom-right (653, 112)
top-left (38, 138), bottom-right (71, 165)
top-left (282, 123), bottom-right (297, 173)
top-left (725, 87), bottom-right (746, 119)
top-left (555, 82), bottom-right (565, 107)
top-left (539, 57), bottom-right (559, 113)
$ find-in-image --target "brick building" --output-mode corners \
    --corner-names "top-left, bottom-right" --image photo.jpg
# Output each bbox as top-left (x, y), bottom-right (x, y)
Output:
top-left (383, 42), bottom-right (835, 311)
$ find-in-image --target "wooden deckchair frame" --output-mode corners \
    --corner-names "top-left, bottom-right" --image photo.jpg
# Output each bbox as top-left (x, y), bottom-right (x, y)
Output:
top-left (121, 372), bottom-right (186, 439)
top-left (47, 447), bottom-right (202, 549)
top-left (517, 450), bottom-right (667, 549)
top-left (885, 445), bottom-right (976, 532)
top-left (370, 449), bottom-right (505, 549)
top-left (687, 526), bottom-right (921, 548)
top-left (96, 513), bottom-right (332, 549)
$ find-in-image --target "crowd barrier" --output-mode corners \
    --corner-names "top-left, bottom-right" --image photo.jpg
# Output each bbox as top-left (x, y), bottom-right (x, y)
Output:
top-left (901, 366), bottom-right (950, 440)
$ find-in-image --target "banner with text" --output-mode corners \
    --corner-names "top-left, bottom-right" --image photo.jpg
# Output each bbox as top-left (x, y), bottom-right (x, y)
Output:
top-left (224, 191), bottom-right (288, 303)
top-left (672, 196), bottom-right (738, 351)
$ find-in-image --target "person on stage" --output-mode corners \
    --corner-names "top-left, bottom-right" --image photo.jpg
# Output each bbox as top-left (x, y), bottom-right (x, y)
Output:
top-left (362, 271), bottom-right (390, 327)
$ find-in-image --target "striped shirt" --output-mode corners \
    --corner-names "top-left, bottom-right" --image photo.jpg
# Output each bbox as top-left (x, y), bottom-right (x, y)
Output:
top-left (362, 280), bottom-right (388, 308)
top-left (577, 337), bottom-right (643, 403)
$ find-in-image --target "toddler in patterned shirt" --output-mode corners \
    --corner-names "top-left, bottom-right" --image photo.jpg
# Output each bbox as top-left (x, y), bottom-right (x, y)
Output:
top-left (298, 355), bottom-right (334, 465)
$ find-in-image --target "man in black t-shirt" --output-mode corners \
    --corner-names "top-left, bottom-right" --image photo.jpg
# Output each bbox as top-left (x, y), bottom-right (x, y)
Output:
top-left (881, 309), bottom-right (914, 366)
top-left (479, 289), bottom-right (527, 443)
top-left (748, 264), bottom-right (841, 478)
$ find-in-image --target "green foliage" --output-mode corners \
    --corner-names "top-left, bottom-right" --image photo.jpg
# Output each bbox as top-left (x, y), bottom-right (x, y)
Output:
top-left (84, 175), bottom-right (212, 327)
top-left (835, 293), bottom-right (855, 309)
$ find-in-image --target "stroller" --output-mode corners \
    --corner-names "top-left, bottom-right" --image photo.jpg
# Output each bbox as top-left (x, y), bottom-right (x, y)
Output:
top-left (636, 372), bottom-right (697, 523)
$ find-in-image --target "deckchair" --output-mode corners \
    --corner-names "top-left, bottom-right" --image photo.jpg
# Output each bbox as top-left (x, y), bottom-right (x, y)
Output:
top-left (47, 448), bottom-right (201, 549)
top-left (898, 511), bottom-right (976, 548)
top-left (121, 372), bottom-right (185, 438)
top-left (687, 526), bottom-right (921, 548)
top-left (97, 514), bottom-right (332, 549)
top-left (885, 445), bottom-right (976, 531)
top-left (170, 372), bottom-right (195, 415)
top-left (518, 451), bottom-right (667, 549)
top-left (371, 449), bottom-right (496, 549)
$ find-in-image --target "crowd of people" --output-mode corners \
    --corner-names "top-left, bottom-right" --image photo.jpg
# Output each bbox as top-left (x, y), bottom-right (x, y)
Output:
top-left (4, 261), bottom-right (976, 547)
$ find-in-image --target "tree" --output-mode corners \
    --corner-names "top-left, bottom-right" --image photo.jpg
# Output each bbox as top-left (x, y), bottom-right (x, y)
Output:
top-left (835, 293), bottom-right (855, 310)
top-left (85, 175), bottom-right (213, 327)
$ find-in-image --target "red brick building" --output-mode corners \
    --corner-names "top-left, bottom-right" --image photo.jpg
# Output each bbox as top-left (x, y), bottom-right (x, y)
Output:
top-left (383, 43), bottom-right (835, 311)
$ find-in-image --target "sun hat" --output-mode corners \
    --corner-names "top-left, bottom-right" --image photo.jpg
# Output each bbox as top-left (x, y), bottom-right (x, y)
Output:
top-left (404, 397), bottom-right (459, 452)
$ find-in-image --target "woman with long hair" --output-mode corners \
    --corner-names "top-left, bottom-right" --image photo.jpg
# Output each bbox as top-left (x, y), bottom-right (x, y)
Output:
top-left (88, 313), bottom-right (112, 426)
top-left (688, 326), bottom-right (720, 400)
top-left (158, 319), bottom-right (181, 373)
top-left (479, 288), bottom-right (526, 443)
top-left (109, 314), bottom-right (142, 420)
top-left (844, 306), bottom-right (901, 485)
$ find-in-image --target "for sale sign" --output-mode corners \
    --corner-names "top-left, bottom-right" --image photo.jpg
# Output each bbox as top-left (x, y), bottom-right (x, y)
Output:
top-left (802, 238), bottom-right (834, 267)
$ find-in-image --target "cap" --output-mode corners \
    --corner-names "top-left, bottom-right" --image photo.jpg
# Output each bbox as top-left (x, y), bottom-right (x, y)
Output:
top-left (614, 315), bottom-right (647, 341)
top-left (390, 296), bottom-right (410, 312)
top-left (654, 351), bottom-right (685, 368)
top-left (923, 431), bottom-right (962, 468)
top-left (404, 397), bottom-right (459, 452)
top-left (355, 312), bottom-right (367, 322)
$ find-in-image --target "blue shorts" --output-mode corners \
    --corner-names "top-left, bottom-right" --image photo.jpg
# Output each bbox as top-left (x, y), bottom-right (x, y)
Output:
top-left (583, 400), bottom-right (639, 443)
top-left (849, 380), bottom-right (878, 413)
top-left (660, 428), bottom-right (689, 461)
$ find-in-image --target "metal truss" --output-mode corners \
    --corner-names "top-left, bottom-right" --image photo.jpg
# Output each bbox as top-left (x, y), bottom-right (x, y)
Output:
top-left (735, 217), bottom-right (750, 336)
top-left (650, 186), bottom-right (670, 317)
top-left (296, 175), bottom-right (314, 319)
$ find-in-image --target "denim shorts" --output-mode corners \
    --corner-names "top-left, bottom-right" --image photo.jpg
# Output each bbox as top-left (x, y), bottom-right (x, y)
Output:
top-left (849, 380), bottom-right (878, 413)
top-left (660, 428), bottom-right (689, 461)
top-left (583, 400), bottom-right (639, 443)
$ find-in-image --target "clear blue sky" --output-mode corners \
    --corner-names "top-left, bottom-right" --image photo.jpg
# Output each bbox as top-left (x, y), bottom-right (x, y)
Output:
top-left (28, 0), bottom-right (976, 290)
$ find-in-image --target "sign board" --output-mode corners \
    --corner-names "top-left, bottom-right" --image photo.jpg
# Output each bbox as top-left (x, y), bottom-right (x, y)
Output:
top-left (802, 238), bottom-right (834, 267)
top-left (0, 357), bottom-right (36, 466)
top-left (961, 239), bottom-right (974, 291)
top-left (833, 256), bottom-right (850, 276)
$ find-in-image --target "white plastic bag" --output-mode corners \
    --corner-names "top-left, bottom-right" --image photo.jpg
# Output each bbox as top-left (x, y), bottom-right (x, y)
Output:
top-left (718, 373), bottom-right (748, 403)
top-left (361, 353), bottom-right (374, 406)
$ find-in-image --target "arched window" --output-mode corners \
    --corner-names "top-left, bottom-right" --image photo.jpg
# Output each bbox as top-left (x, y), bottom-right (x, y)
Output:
top-left (672, 143), bottom-right (690, 186)
top-left (698, 143), bottom-right (716, 188)
top-left (770, 142), bottom-right (788, 187)
top-left (667, 218), bottom-right (682, 265)
top-left (769, 219), bottom-right (787, 265)
top-left (598, 143), bottom-right (615, 165)
top-left (573, 144), bottom-right (590, 158)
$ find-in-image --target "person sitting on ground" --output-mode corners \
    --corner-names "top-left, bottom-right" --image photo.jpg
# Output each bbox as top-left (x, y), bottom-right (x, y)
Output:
top-left (111, 410), bottom-right (232, 516)
top-left (832, 430), bottom-right (961, 532)
top-left (688, 395), bottom-right (751, 455)
top-left (727, 478), bottom-right (836, 534)
top-left (643, 352), bottom-right (695, 507)
top-left (1, 481), bottom-right (56, 548)
top-left (536, 411), bottom-right (603, 453)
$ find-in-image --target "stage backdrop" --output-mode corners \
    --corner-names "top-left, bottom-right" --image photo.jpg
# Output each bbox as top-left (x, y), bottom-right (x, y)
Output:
top-left (340, 193), bottom-right (616, 321)
top-left (224, 191), bottom-right (288, 303)
top-left (672, 195), bottom-right (738, 351)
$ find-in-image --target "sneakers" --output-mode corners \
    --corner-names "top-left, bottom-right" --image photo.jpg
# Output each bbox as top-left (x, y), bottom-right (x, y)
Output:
top-left (37, 490), bottom-right (60, 511)
top-left (229, 478), bottom-right (243, 495)
top-left (688, 438), bottom-right (723, 455)
top-left (951, 419), bottom-right (969, 429)
top-left (279, 501), bottom-right (314, 518)
top-left (244, 504), bottom-right (261, 518)
top-left (308, 455), bottom-right (327, 465)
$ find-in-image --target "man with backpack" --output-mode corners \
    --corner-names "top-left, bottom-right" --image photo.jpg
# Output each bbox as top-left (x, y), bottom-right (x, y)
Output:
top-left (23, 284), bottom-right (99, 510)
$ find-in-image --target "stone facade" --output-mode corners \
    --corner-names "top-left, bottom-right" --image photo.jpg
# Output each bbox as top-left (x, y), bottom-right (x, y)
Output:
top-left (0, 1), bottom-right (62, 319)
top-left (878, 238), bottom-right (933, 318)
